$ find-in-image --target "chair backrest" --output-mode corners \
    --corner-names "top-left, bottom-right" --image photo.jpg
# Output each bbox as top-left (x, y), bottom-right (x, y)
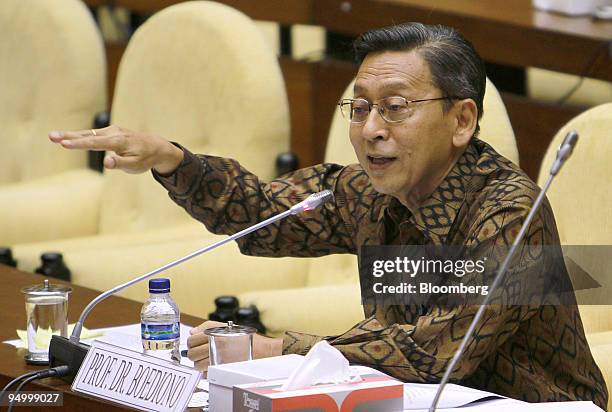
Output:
top-left (324, 77), bottom-right (519, 166)
top-left (537, 103), bottom-right (612, 335)
top-left (0, 0), bottom-right (106, 184)
top-left (101, 1), bottom-right (290, 234)
top-left (538, 103), bottom-right (612, 245)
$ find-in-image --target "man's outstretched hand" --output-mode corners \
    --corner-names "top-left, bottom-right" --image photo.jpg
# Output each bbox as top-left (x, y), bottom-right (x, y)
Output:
top-left (49, 125), bottom-right (184, 175)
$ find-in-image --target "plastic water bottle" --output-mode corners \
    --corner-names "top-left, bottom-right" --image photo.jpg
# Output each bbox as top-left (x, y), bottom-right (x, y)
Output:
top-left (141, 278), bottom-right (180, 362)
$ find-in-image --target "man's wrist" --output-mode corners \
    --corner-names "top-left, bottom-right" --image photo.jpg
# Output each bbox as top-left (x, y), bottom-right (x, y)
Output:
top-left (269, 337), bottom-right (283, 356)
top-left (154, 142), bottom-right (184, 175)
top-left (254, 335), bottom-right (283, 359)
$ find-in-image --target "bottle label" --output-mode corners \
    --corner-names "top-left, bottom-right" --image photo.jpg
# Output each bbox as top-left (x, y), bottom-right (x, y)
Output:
top-left (141, 322), bottom-right (180, 340)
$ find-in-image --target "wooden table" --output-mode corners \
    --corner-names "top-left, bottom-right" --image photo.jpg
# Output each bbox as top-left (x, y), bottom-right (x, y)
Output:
top-left (85, 0), bottom-right (612, 81)
top-left (84, 0), bottom-right (313, 25)
top-left (316, 0), bottom-right (612, 82)
top-left (0, 265), bottom-right (204, 410)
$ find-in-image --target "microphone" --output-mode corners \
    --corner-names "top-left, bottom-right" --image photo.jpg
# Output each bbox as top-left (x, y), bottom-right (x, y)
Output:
top-left (550, 130), bottom-right (578, 176)
top-left (428, 131), bottom-right (579, 411)
top-left (290, 189), bottom-right (334, 213)
top-left (49, 189), bottom-right (334, 382)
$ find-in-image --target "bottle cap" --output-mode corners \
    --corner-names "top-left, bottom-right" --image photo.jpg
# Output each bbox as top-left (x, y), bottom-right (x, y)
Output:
top-left (149, 278), bottom-right (170, 293)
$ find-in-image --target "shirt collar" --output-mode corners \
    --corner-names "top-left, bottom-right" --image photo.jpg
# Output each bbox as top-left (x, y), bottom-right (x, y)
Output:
top-left (379, 139), bottom-right (481, 245)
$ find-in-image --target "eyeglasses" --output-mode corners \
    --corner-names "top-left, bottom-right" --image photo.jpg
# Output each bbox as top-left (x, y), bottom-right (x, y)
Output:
top-left (338, 96), bottom-right (460, 124)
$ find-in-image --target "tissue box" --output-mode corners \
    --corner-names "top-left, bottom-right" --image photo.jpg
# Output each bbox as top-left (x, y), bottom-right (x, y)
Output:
top-left (233, 375), bottom-right (404, 412)
top-left (207, 354), bottom-right (305, 411)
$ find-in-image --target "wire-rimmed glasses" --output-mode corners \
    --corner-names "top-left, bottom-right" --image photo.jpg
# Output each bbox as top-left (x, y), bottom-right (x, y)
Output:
top-left (338, 96), bottom-right (460, 123)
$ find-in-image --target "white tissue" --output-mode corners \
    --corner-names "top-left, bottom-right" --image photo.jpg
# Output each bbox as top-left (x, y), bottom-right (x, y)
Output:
top-left (280, 341), bottom-right (362, 391)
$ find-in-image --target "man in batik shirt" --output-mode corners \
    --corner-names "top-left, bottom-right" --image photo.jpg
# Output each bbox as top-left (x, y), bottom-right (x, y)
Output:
top-left (50, 23), bottom-right (607, 408)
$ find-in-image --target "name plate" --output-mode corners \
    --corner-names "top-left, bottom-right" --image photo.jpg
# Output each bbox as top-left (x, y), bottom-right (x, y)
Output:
top-left (72, 340), bottom-right (201, 411)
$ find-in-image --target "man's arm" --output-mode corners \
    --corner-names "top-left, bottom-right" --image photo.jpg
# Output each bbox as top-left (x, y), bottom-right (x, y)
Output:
top-left (283, 205), bottom-right (547, 382)
top-left (153, 146), bottom-right (357, 258)
top-left (50, 125), bottom-right (357, 257)
top-left (284, 305), bottom-right (535, 382)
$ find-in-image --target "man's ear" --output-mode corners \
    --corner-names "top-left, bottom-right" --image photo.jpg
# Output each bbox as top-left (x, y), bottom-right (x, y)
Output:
top-left (452, 99), bottom-right (478, 148)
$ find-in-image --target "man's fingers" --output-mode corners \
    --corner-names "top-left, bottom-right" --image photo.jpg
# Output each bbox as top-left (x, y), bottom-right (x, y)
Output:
top-left (103, 154), bottom-right (117, 169)
top-left (104, 154), bottom-right (146, 173)
top-left (194, 359), bottom-right (209, 372)
top-left (187, 343), bottom-right (209, 362)
top-left (49, 130), bottom-right (88, 141)
top-left (187, 332), bottom-right (209, 348)
top-left (186, 333), bottom-right (210, 365)
top-left (49, 128), bottom-right (105, 142)
top-left (190, 320), bottom-right (225, 335)
top-left (60, 134), bottom-right (124, 151)
top-left (59, 136), bottom-right (105, 150)
top-left (48, 131), bottom-right (64, 142)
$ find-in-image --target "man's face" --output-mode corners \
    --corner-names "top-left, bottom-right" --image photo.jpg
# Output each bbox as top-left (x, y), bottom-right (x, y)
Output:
top-left (350, 50), bottom-right (459, 207)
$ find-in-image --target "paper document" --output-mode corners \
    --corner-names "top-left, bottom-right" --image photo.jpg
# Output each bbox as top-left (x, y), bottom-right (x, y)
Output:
top-left (402, 385), bottom-right (604, 411)
top-left (94, 323), bottom-right (195, 368)
top-left (188, 391), bottom-right (209, 408)
top-left (402, 397), bottom-right (604, 411)
top-left (3, 323), bottom-right (196, 368)
top-left (4, 324), bottom-right (102, 349)
top-left (403, 382), bottom-right (506, 409)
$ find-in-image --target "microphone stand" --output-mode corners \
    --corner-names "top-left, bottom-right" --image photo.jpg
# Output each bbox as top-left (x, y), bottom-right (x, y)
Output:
top-left (428, 131), bottom-right (578, 411)
top-left (49, 190), bottom-right (334, 382)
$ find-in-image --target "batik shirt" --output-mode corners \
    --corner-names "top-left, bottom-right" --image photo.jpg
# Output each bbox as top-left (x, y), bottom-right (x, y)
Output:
top-left (153, 138), bottom-right (607, 409)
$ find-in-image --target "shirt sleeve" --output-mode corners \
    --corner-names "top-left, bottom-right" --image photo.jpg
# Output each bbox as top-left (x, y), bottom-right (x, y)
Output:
top-left (282, 204), bottom-right (550, 383)
top-left (152, 145), bottom-right (357, 257)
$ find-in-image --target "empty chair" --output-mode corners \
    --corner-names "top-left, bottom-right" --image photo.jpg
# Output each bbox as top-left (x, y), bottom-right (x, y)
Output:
top-left (537, 102), bottom-right (612, 411)
top-left (13, 1), bottom-right (296, 316)
top-left (0, 0), bottom-right (107, 245)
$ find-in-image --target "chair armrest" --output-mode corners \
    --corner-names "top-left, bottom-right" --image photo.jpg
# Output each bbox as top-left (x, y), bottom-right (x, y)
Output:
top-left (12, 222), bottom-right (205, 271)
top-left (15, 230), bottom-right (311, 319)
top-left (1, 169), bottom-right (104, 245)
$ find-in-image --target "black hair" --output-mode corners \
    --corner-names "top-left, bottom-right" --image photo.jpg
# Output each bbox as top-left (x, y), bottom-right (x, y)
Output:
top-left (354, 23), bottom-right (486, 136)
